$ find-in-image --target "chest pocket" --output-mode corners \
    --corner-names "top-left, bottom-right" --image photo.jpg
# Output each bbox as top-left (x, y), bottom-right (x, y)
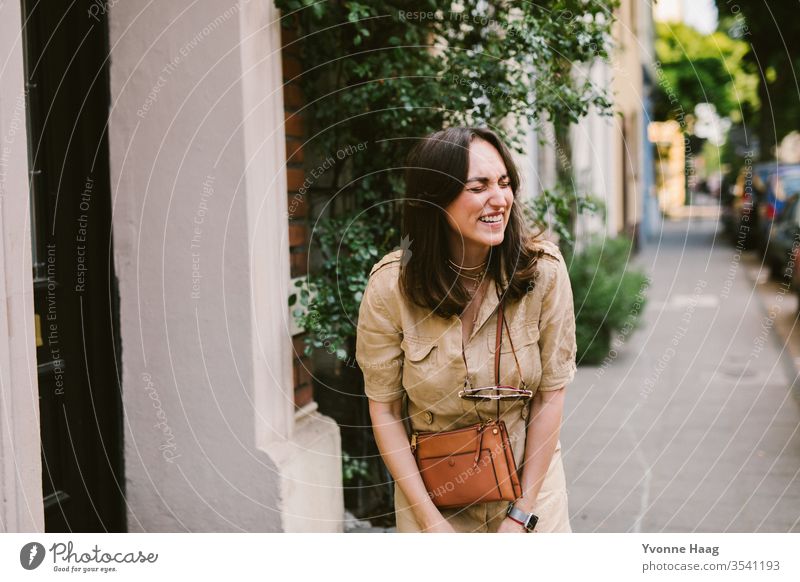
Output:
top-left (488, 323), bottom-right (539, 353)
top-left (487, 324), bottom-right (541, 388)
top-left (401, 335), bottom-right (440, 394)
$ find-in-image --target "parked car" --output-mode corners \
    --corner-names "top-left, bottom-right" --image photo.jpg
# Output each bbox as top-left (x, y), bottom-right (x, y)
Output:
top-left (757, 164), bottom-right (800, 253)
top-left (729, 162), bottom-right (775, 249)
top-left (719, 169), bottom-right (739, 237)
top-left (790, 244), bottom-right (800, 307)
top-left (766, 193), bottom-right (800, 281)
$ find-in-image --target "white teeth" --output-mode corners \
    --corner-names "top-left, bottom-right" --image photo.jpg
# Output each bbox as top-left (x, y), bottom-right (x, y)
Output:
top-left (479, 215), bottom-right (502, 223)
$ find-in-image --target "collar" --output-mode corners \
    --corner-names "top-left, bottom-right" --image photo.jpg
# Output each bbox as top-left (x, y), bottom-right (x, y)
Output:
top-left (465, 265), bottom-right (509, 344)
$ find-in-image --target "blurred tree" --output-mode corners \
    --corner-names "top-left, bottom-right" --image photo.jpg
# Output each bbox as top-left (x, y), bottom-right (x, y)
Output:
top-left (715, 0), bottom-right (800, 160)
top-left (652, 21), bottom-right (758, 125)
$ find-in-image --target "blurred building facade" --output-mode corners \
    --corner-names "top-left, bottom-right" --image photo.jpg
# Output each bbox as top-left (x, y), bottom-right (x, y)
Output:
top-left (524, 0), bottom-right (658, 249)
top-left (649, 120), bottom-right (688, 213)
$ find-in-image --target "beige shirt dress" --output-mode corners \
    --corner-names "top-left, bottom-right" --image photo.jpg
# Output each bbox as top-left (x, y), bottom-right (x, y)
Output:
top-left (355, 239), bottom-right (577, 533)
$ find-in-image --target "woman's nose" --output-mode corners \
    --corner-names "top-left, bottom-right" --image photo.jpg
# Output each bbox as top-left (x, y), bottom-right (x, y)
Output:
top-left (487, 184), bottom-right (507, 206)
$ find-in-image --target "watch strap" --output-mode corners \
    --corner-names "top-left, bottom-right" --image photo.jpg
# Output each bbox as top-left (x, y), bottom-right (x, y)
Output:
top-left (506, 503), bottom-right (538, 531)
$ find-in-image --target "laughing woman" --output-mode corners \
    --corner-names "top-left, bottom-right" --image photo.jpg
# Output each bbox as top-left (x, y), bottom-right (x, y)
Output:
top-left (355, 126), bottom-right (577, 533)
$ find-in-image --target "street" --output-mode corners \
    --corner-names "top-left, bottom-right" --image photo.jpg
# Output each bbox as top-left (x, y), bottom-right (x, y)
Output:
top-left (564, 207), bottom-right (800, 532)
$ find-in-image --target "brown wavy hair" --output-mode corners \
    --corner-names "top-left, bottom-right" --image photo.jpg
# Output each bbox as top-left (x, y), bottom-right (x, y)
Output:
top-left (400, 126), bottom-right (546, 318)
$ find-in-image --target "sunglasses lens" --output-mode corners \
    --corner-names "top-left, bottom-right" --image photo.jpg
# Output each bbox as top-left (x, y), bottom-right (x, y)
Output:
top-left (459, 386), bottom-right (532, 400)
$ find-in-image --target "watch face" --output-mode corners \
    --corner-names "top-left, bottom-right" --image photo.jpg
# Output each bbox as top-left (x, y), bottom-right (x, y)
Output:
top-left (525, 514), bottom-right (538, 531)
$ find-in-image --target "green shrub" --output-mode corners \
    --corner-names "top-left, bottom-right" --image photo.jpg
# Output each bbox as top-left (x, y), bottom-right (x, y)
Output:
top-left (341, 451), bottom-right (371, 485)
top-left (566, 236), bottom-right (650, 365)
top-left (278, 0), bottom-right (620, 360)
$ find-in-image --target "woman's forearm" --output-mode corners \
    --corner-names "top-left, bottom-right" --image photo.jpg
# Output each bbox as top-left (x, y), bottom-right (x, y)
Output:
top-left (515, 387), bottom-right (565, 513)
top-left (369, 403), bottom-right (443, 529)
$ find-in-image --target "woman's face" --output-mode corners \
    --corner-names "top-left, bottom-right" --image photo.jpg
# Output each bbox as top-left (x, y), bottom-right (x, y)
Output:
top-left (444, 137), bottom-right (513, 261)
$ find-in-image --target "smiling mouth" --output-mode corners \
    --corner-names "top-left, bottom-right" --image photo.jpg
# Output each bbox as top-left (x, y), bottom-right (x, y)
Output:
top-left (478, 213), bottom-right (503, 224)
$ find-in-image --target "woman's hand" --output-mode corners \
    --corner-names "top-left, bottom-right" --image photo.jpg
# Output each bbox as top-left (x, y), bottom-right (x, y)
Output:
top-left (421, 516), bottom-right (458, 533)
top-left (496, 516), bottom-right (529, 533)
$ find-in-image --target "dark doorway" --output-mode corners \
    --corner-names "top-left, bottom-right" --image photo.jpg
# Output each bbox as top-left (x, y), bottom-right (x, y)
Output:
top-left (21, 0), bottom-right (125, 531)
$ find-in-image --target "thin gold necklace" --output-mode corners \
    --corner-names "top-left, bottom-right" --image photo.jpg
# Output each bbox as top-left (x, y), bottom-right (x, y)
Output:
top-left (448, 258), bottom-right (486, 272)
top-left (448, 258), bottom-right (487, 283)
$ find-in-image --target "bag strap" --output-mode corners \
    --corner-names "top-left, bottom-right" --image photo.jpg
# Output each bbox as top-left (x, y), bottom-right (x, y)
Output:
top-left (494, 299), bottom-right (504, 420)
top-left (461, 295), bottom-right (505, 425)
top-left (493, 291), bottom-right (526, 422)
top-left (401, 391), bottom-right (412, 438)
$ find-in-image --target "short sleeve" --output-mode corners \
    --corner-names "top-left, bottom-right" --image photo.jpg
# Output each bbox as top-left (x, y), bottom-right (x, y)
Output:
top-left (537, 251), bottom-right (578, 391)
top-left (355, 272), bottom-right (405, 403)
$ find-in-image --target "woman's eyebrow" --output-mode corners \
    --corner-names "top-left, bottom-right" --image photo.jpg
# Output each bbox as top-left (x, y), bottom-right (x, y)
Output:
top-left (466, 174), bottom-right (509, 183)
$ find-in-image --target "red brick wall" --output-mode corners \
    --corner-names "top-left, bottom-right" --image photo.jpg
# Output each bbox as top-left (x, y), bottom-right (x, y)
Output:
top-left (281, 19), bottom-right (312, 409)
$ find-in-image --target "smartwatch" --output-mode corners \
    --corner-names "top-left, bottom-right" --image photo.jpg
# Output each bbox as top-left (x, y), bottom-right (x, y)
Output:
top-left (506, 502), bottom-right (538, 532)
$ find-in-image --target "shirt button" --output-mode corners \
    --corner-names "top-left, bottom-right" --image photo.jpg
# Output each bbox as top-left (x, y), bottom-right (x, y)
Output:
top-left (521, 406), bottom-right (529, 420)
top-left (424, 410), bottom-right (434, 424)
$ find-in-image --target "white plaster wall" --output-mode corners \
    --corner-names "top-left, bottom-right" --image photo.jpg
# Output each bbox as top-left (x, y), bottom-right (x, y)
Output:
top-left (107, 0), bottom-right (342, 532)
top-left (0, 0), bottom-right (43, 533)
top-left (107, 0), bottom-right (283, 532)
top-left (510, 116), bottom-right (538, 202)
top-left (274, 405), bottom-right (343, 532)
top-left (534, 120), bottom-right (557, 195)
top-left (572, 61), bottom-right (618, 242)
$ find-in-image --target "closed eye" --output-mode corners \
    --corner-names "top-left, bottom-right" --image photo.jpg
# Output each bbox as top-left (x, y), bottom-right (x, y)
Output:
top-left (467, 179), bottom-right (510, 193)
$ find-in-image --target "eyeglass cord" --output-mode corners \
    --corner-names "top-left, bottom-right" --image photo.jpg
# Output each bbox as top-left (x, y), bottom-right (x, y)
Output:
top-left (461, 286), bottom-right (526, 424)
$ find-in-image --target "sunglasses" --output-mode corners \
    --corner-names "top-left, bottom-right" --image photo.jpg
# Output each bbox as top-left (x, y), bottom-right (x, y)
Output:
top-left (458, 384), bottom-right (533, 401)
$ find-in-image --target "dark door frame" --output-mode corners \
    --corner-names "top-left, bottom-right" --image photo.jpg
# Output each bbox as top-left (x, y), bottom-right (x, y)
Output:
top-left (21, 0), bottom-right (125, 532)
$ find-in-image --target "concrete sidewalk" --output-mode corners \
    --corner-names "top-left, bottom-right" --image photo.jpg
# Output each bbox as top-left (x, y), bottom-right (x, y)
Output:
top-left (563, 213), bottom-right (800, 532)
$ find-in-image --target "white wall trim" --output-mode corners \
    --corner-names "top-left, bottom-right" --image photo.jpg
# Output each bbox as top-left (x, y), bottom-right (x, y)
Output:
top-left (237, 1), bottom-right (343, 531)
top-left (0, 0), bottom-right (43, 533)
top-left (239, 0), bottom-right (295, 447)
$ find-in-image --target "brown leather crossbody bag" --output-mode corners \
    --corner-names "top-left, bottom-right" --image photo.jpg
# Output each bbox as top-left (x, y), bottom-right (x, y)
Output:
top-left (403, 299), bottom-right (533, 509)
